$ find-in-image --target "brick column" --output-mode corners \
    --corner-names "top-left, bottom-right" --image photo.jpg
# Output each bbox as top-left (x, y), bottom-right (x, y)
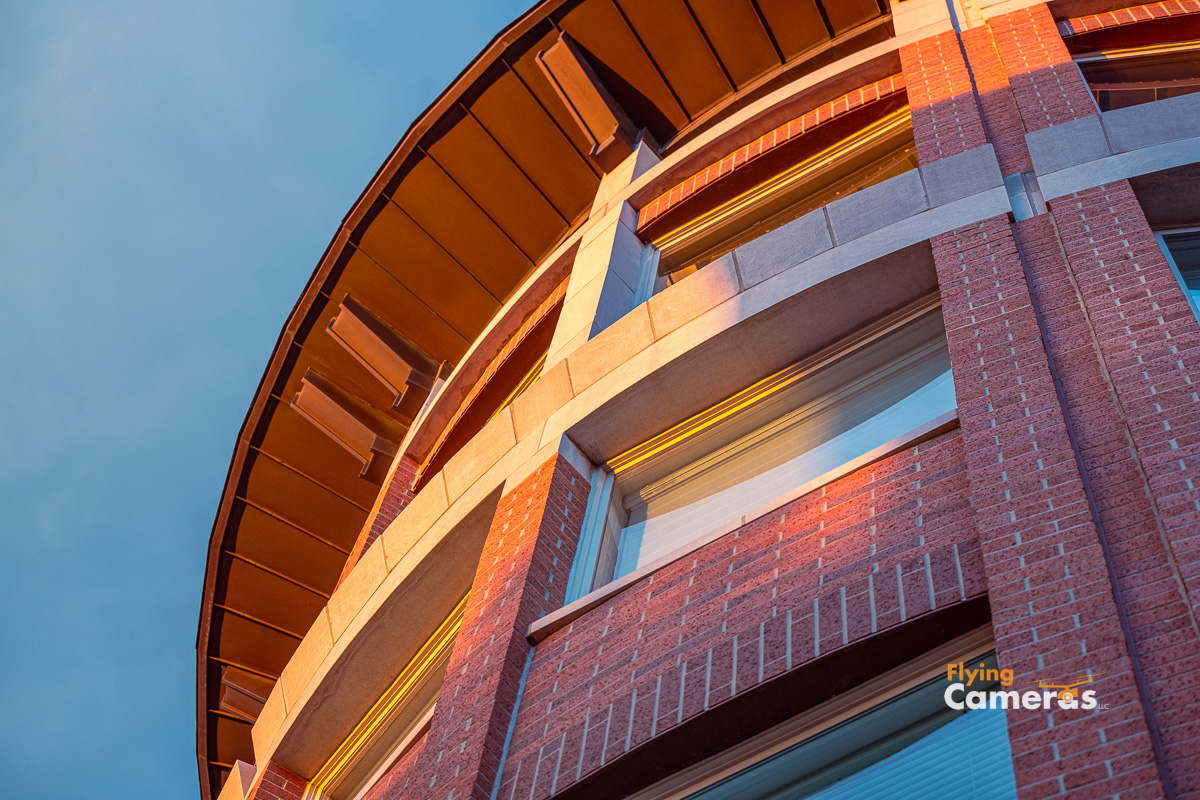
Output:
top-left (957, 23), bottom-right (1034, 174)
top-left (361, 740), bottom-right (426, 800)
top-left (987, 4), bottom-right (1098, 134)
top-left (899, 30), bottom-right (986, 164)
top-left (369, 456), bottom-right (419, 543)
top-left (985, 5), bottom-right (1200, 796)
top-left (930, 217), bottom-right (1168, 799)
top-left (902, 5), bottom-right (1179, 797)
top-left (1049, 182), bottom-right (1200, 554)
top-left (543, 143), bottom-right (659, 371)
top-left (408, 452), bottom-right (590, 800)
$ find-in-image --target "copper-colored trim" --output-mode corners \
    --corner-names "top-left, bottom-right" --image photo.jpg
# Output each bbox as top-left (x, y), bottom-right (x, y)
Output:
top-left (196, 0), bottom-right (587, 785)
top-left (196, 1), bottom-right (893, 795)
top-left (414, 278), bottom-right (569, 491)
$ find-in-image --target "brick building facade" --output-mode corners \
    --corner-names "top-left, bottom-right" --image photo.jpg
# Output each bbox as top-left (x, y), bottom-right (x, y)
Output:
top-left (199, 2), bottom-right (1200, 799)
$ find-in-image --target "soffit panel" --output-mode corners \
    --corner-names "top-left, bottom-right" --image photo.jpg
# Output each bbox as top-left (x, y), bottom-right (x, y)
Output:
top-left (823, 0), bottom-right (881, 37)
top-left (252, 400), bottom-right (383, 508)
top-left (226, 502), bottom-right (346, 593)
top-left (468, 68), bottom-right (600, 219)
top-left (332, 250), bottom-right (474, 365)
top-left (555, 0), bottom-right (690, 140)
top-left (614, 0), bottom-right (731, 118)
top-left (755, 0), bottom-right (831, 61)
top-left (239, 453), bottom-right (368, 550)
top-left (209, 768), bottom-right (229, 798)
top-left (209, 610), bottom-right (296, 678)
top-left (211, 715), bottom-right (254, 769)
top-left (356, 202), bottom-right (502, 337)
top-left (506, 25), bottom-right (603, 158)
top-left (217, 554), bottom-right (328, 637)
top-left (390, 157), bottom-right (533, 300)
top-left (688, 0), bottom-right (782, 90)
top-left (426, 115), bottom-right (569, 260)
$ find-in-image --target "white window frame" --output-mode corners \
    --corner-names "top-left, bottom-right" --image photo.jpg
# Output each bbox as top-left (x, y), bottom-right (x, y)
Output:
top-left (565, 467), bottom-right (616, 604)
top-left (568, 295), bottom-right (956, 596)
top-left (1156, 226), bottom-right (1200, 320)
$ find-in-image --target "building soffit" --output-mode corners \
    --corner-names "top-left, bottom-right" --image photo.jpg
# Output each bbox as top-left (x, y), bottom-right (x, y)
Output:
top-left (197, 1), bottom-right (898, 797)
top-left (250, 139), bottom-right (1021, 783)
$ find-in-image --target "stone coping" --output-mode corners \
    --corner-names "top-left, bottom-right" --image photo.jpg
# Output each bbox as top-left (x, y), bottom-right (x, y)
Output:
top-left (1027, 93), bottom-right (1200, 202)
top-left (527, 411), bottom-right (960, 645)
top-left (247, 142), bottom-right (1012, 778)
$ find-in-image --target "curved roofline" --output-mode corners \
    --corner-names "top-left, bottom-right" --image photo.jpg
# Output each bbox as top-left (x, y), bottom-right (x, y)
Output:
top-left (197, 0), bottom-right (900, 792)
top-left (195, 1), bottom-right (573, 791)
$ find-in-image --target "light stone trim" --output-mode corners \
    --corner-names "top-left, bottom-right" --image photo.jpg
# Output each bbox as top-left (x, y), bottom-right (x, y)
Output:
top-left (528, 411), bottom-right (960, 645)
top-left (403, 27), bottom-right (939, 463)
top-left (248, 148), bottom-right (1013, 778)
top-left (216, 761), bottom-right (256, 800)
top-left (1027, 93), bottom-right (1200, 201)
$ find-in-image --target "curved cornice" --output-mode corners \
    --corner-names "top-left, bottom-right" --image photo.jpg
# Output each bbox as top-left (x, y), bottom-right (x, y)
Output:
top-left (197, 1), bottom-right (896, 795)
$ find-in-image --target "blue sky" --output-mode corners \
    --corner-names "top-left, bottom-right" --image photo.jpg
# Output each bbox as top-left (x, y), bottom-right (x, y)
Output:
top-left (0, 2), bottom-right (529, 797)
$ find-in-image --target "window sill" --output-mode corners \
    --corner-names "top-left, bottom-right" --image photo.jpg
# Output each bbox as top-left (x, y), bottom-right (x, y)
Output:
top-left (527, 410), bottom-right (959, 644)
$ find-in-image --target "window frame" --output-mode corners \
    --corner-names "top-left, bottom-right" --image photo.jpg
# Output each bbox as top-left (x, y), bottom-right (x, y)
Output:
top-left (568, 294), bottom-right (958, 597)
top-left (303, 595), bottom-right (468, 800)
top-left (1074, 38), bottom-right (1200, 112)
top-left (1156, 226), bottom-right (1200, 321)
top-left (624, 628), bottom-right (998, 800)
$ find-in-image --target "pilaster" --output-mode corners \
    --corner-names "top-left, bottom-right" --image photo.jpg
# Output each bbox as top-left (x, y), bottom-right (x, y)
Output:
top-left (408, 448), bottom-right (590, 799)
top-left (544, 143), bottom-right (659, 371)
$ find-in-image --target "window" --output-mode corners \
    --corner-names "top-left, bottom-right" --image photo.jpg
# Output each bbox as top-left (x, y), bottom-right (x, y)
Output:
top-left (1157, 228), bottom-right (1200, 320)
top-left (1076, 40), bottom-right (1200, 111)
top-left (677, 658), bottom-right (1017, 800)
top-left (567, 296), bottom-right (956, 598)
top-left (648, 105), bottom-right (917, 280)
top-left (305, 595), bottom-right (466, 800)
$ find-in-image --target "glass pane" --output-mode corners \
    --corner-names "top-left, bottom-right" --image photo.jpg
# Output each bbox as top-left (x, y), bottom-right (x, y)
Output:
top-left (619, 311), bottom-right (956, 573)
top-left (684, 664), bottom-right (1018, 800)
top-left (1161, 230), bottom-right (1200, 315)
top-left (801, 710), bottom-right (1016, 800)
top-left (1082, 49), bottom-right (1200, 111)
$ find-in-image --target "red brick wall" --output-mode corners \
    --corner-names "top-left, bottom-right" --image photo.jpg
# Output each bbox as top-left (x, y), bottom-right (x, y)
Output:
top-left (899, 5), bottom-right (1200, 796)
top-left (1049, 183), bottom-right (1200, 541)
top-left (360, 738), bottom-right (427, 800)
top-left (408, 453), bottom-right (590, 800)
top-left (1040, 184), bottom-right (1200, 794)
top-left (1059, 1), bottom-right (1200, 36)
top-left (247, 763), bottom-right (305, 800)
top-left (497, 428), bottom-right (987, 800)
top-left (899, 30), bottom-right (987, 164)
top-left (984, 7), bottom-right (1200, 793)
top-left (959, 24), bottom-right (1034, 174)
top-left (930, 216), bottom-right (1169, 798)
top-left (363, 455), bottom-right (418, 554)
top-left (989, 4), bottom-right (1097, 133)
